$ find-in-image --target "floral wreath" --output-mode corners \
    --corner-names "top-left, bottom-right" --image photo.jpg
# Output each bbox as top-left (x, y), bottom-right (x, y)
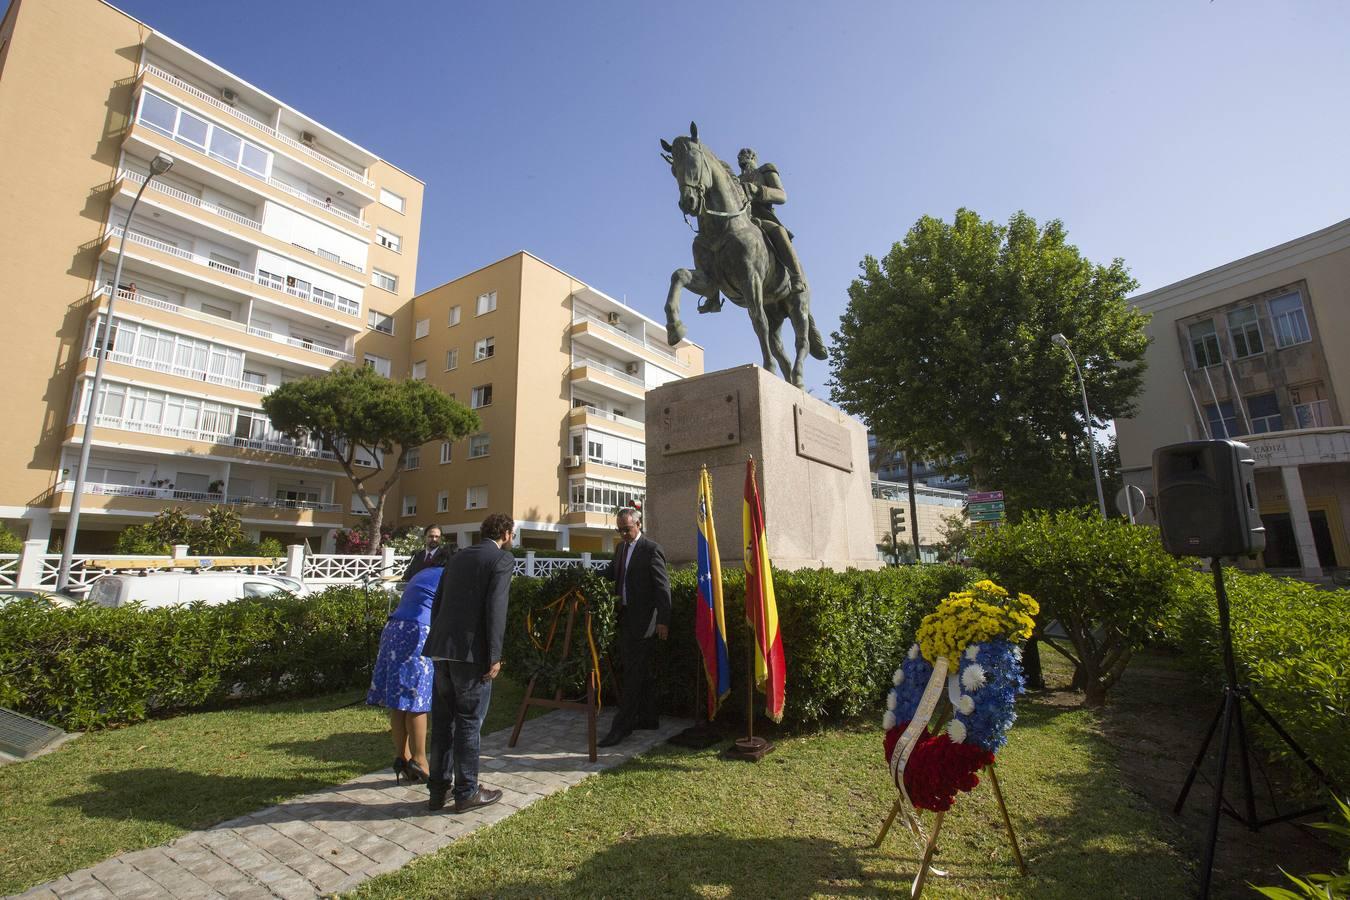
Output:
top-left (882, 580), bottom-right (1037, 812)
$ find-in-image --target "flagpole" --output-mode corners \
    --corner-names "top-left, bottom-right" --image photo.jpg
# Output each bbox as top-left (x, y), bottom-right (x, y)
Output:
top-left (746, 641), bottom-right (755, 743)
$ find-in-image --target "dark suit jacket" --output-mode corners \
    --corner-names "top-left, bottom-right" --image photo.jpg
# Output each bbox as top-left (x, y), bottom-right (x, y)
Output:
top-left (422, 540), bottom-right (514, 669)
top-left (403, 545), bottom-right (448, 581)
top-left (604, 535), bottom-right (672, 638)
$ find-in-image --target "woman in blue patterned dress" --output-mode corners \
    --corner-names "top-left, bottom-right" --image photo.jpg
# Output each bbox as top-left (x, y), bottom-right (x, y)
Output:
top-left (366, 565), bottom-right (440, 784)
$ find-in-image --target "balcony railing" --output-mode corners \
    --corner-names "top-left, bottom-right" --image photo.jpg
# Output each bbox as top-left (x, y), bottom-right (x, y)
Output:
top-left (570, 404), bottom-right (645, 430)
top-left (56, 480), bottom-right (342, 513)
top-left (93, 287), bottom-right (354, 363)
top-left (85, 343), bottom-right (267, 393)
top-left (1294, 399), bottom-right (1332, 429)
top-left (571, 357), bottom-right (646, 388)
top-left (82, 413), bottom-right (336, 461)
top-left (572, 311), bottom-right (688, 367)
top-left (108, 227), bottom-right (360, 318)
top-left (142, 64), bottom-right (375, 188)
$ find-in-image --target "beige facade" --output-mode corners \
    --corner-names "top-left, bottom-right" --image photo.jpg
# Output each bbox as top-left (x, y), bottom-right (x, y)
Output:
top-left (1116, 217), bottom-right (1350, 577)
top-left (0, 0), bottom-right (423, 549)
top-left (398, 252), bottom-right (703, 553)
top-left (869, 482), bottom-right (967, 561)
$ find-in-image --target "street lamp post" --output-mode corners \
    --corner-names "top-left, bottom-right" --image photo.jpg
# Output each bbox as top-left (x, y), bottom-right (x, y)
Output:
top-left (57, 153), bottom-right (174, 591)
top-left (1051, 332), bottom-right (1108, 520)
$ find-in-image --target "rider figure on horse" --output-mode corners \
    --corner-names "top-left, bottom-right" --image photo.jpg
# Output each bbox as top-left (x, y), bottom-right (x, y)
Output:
top-left (738, 148), bottom-right (808, 295)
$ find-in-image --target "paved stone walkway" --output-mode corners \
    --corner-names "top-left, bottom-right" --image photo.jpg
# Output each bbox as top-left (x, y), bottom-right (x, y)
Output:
top-left (13, 710), bottom-right (688, 899)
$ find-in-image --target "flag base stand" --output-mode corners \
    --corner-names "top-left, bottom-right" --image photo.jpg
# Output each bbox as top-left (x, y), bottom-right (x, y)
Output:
top-left (724, 736), bottom-right (774, 762)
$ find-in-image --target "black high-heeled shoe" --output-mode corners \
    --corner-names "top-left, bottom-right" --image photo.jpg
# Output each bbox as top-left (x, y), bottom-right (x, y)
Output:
top-left (403, 760), bottom-right (430, 784)
top-left (393, 756), bottom-right (408, 785)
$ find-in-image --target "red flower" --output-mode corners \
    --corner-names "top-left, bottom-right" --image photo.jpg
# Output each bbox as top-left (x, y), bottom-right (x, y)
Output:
top-left (884, 722), bottom-right (995, 812)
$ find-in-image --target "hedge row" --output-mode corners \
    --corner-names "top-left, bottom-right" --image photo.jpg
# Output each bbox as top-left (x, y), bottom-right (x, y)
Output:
top-left (2, 565), bottom-right (975, 732)
top-left (1163, 568), bottom-right (1350, 788)
top-left (0, 587), bottom-right (386, 730)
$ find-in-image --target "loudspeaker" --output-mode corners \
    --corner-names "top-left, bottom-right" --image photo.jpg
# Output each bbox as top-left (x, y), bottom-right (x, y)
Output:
top-left (1153, 439), bottom-right (1266, 558)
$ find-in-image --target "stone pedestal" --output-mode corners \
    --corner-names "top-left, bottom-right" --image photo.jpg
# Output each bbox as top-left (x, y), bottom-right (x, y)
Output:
top-left (644, 365), bottom-right (881, 572)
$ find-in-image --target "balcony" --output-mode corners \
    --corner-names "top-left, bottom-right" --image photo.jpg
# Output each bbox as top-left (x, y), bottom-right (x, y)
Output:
top-left (82, 343), bottom-right (266, 395)
top-left (141, 64), bottom-right (376, 194)
top-left (569, 358), bottom-right (647, 400)
top-left (51, 481), bottom-right (343, 520)
top-left (105, 227), bottom-right (361, 326)
top-left (570, 312), bottom-right (690, 370)
top-left (116, 170), bottom-right (365, 277)
top-left (78, 412), bottom-right (336, 463)
top-left (568, 404), bottom-right (645, 436)
top-left (93, 287), bottom-right (354, 367)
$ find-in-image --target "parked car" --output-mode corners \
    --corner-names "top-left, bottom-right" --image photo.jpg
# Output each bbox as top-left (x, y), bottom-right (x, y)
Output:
top-left (86, 572), bottom-right (302, 609)
top-left (0, 589), bottom-right (80, 608)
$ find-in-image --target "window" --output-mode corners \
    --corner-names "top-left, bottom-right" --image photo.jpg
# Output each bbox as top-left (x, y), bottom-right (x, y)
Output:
top-left (379, 188), bottom-right (406, 214)
top-left (1227, 307), bottom-right (1263, 358)
top-left (448, 305), bottom-right (461, 326)
top-left (476, 291), bottom-right (497, 316)
top-left (474, 336), bottom-right (496, 361)
top-left (1246, 393), bottom-right (1283, 434)
top-left (376, 227), bottom-right (402, 252)
top-left (437, 490), bottom-right (450, 513)
top-left (405, 447), bottom-right (421, 470)
top-left (469, 433), bottom-right (491, 458)
top-left (415, 318), bottom-right (430, 339)
top-left (466, 485), bottom-right (488, 509)
top-left (440, 441), bottom-right (452, 464)
top-left (201, 303), bottom-right (234, 320)
top-left (367, 309), bottom-right (394, 334)
top-left (445, 349), bottom-right (459, 370)
top-left (1268, 293), bottom-right (1311, 347)
top-left (470, 384), bottom-right (493, 408)
top-left (363, 353), bottom-right (391, 377)
top-left (242, 371), bottom-right (267, 390)
top-left (1203, 400), bottom-right (1239, 439)
top-left (1189, 319), bottom-right (1222, 368)
top-left (569, 479), bottom-right (645, 512)
top-left (1291, 382), bottom-right (1331, 428)
top-left (580, 428), bottom-right (646, 471)
top-left (402, 494), bottom-right (417, 517)
top-left (411, 360), bottom-right (427, 380)
top-left (372, 269), bottom-right (398, 293)
top-left (137, 91), bottom-right (271, 178)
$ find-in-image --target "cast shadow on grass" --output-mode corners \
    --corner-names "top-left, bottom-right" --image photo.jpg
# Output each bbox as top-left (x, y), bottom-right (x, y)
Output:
top-left (265, 731), bottom-right (388, 766)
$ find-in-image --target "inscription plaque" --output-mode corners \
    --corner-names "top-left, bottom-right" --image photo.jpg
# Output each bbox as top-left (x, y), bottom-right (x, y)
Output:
top-left (659, 391), bottom-right (741, 455)
top-left (794, 404), bottom-right (853, 472)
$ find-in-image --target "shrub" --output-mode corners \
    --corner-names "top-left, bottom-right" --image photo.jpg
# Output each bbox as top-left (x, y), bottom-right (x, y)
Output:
top-left (114, 524), bottom-right (170, 555)
top-left (970, 508), bottom-right (1189, 706)
top-left (1166, 568), bottom-right (1350, 788)
top-left (0, 587), bottom-right (386, 730)
top-left (0, 524), bottom-right (23, 554)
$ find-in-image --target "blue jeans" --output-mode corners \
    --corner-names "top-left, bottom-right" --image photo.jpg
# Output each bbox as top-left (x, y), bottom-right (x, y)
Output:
top-left (428, 660), bottom-right (493, 801)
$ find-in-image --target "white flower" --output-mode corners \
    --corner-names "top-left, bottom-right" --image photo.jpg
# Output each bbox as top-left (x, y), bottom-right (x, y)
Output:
top-left (1012, 645), bottom-right (1023, 660)
top-left (961, 663), bottom-right (987, 692)
top-left (965, 644), bottom-right (980, 661)
top-left (907, 644), bottom-right (920, 660)
top-left (883, 710), bottom-right (897, 730)
top-left (886, 692), bottom-right (897, 710)
top-left (893, 668), bottom-right (905, 686)
top-left (957, 694), bottom-right (976, 715)
top-left (947, 719), bottom-right (967, 743)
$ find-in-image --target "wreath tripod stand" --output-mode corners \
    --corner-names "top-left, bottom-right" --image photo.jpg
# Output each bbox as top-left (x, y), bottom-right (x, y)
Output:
top-left (1173, 557), bottom-right (1342, 899)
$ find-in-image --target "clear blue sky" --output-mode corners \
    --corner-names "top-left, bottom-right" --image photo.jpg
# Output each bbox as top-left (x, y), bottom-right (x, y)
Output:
top-left (96, 1), bottom-right (1350, 394)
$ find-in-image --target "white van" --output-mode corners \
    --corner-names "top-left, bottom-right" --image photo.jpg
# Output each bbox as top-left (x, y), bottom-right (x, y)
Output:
top-left (87, 572), bottom-right (301, 609)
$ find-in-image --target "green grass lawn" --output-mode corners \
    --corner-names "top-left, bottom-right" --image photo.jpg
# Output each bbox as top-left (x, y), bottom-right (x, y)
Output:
top-left (352, 681), bottom-right (1192, 898)
top-left (0, 678), bottom-right (528, 896)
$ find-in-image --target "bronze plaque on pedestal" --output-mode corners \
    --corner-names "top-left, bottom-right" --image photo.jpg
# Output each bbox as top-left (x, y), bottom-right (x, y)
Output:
top-left (658, 391), bottom-right (741, 455)
top-left (794, 404), bottom-right (853, 472)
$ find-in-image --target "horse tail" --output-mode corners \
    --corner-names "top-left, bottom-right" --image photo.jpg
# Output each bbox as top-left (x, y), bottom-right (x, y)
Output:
top-left (808, 313), bottom-right (828, 360)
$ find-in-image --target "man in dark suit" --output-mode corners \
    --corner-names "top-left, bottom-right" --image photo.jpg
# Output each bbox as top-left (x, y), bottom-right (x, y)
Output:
top-left (421, 513), bottom-right (515, 812)
top-left (599, 507), bottom-right (671, 747)
top-left (403, 525), bottom-right (448, 581)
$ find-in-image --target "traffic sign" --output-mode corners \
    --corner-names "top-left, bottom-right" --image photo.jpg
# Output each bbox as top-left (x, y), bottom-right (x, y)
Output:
top-left (968, 510), bottom-right (1005, 522)
top-left (967, 490), bottom-right (1004, 502)
top-left (967, 500), bottom-right (1005, 513)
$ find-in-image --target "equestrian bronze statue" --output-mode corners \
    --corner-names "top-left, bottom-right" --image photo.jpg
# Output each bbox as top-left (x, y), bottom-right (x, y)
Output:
top-left (660, 122), bottom-right (827, 389)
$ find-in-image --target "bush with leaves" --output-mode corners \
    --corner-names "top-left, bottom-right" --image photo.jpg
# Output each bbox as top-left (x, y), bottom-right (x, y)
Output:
top-left (1165, 567), bottom-right (1350, 789)
top-left (1253, 795), bottom-right (1350, 899)
top-left (970, 508), bottom-right (1189, 706)
top-left (0, 524), bottom-right (23, 554)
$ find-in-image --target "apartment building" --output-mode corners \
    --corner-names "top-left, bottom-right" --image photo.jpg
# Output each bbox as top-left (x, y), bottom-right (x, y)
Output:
top-left (398, 252), bottom-right (703, 553)
top-left (1116, 217), bottom-right (1350, 578)
top-left (0, 0), bottom-right (423, 550)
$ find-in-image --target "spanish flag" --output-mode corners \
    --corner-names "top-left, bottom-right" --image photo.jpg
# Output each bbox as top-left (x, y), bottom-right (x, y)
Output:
top-left (742, 457), bottom-right (785, 722)
top-left (695, 466), bottom-right (730, 720)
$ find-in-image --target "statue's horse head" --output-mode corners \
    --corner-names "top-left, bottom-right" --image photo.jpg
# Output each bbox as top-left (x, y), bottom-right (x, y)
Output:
top-left (661, 122), bottom-right (710, 217)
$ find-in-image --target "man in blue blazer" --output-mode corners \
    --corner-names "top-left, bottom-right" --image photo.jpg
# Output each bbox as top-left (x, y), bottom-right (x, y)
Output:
top-left (422, 512), bottom-right (515, 812)
top-left (599, 507), bottom-right (671, 747)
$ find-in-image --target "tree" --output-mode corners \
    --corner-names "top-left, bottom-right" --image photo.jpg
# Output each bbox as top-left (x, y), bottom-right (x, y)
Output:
top-left (262, 366), bottom-right (479, 549)
top-left (829, 209), bottom-right (1149, 517)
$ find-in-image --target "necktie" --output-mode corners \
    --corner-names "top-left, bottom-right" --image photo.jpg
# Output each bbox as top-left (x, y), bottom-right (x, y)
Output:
top-left (616, 543), bottom-right (628, 605)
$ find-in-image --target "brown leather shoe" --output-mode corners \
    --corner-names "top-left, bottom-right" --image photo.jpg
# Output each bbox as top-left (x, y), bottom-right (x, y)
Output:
top-left (454, 787), bottom-right (502, 813)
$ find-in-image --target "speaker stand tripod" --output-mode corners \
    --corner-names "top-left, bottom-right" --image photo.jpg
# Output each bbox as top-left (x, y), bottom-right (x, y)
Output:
top-left (1173, 557), bottom-right (1342, 898)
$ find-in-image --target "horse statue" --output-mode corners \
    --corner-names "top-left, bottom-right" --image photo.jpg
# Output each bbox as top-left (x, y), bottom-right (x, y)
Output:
top-left (660, 122), bottom-right (827, 389)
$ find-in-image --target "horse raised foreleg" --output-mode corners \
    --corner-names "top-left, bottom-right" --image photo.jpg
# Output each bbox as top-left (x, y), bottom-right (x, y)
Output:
top-left (665, 267), bottom-right (717, 346)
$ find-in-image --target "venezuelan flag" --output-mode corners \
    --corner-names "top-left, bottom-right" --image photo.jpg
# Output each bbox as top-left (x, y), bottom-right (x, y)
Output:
top-left (742, 457), bottom-right (785, 722)
top-left (695, 466), bottom-right (730, 720)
